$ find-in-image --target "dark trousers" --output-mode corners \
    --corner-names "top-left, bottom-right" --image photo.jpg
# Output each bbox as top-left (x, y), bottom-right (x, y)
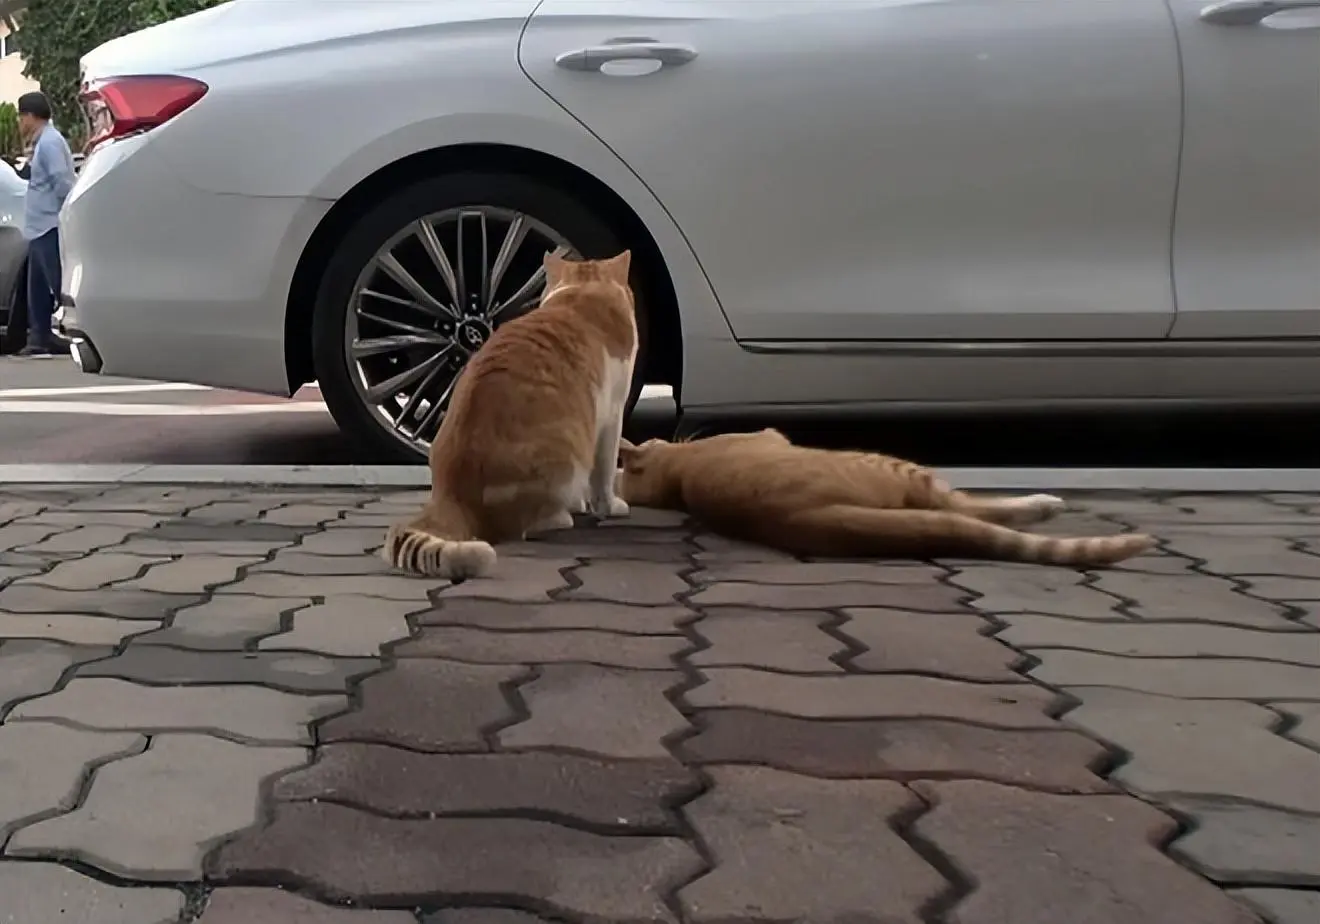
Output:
top-left (26, 227), bottom-right (60, 347)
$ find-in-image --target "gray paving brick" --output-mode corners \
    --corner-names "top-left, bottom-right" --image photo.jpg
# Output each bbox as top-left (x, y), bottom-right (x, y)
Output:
top-left (692, 532), bottom-right (795, 563)
top-left (0, 612), bottom-right (159, 646)
top-left (187, 500), bottom-right (289, 522)
top-left (912, 780), bottom-right (1260, 924)
top-left (0, 723), bottom-right (144, 838)
top-left (320, 659), bottom-right (522, 752)
top-left (0, 522), bottom-right (74, 552)
top-left (144, 521), bottom-right (307, 542)
top-left (1169, 799), bottom-right (1320, 885)
top-left (197, 887), bottom-right (414, 922)
top-left (256, 597), bottom-right (419, 656)
top-left (1162, 536), bottom-right (1320, 578)
top-left (499, 664), bottom-right (688, 758)
top-left (15, 524), bottom-right (141, 555)
top-left (434, 556), bottom-right (576, 603)
top-left (1094, 571), bottom-right (1292, 626)
top-left (686, 668), bottom-right (1059, 726)
top-left (394, 625), bottom-right (687, 669)
top-left (696, 561), bottom-right (944, 585)
top-left (424, 912), bottom-right (553, 924)
top-left (258, 504), bottom-right (351, 527)
top-left (1273, 702), bottom-right (1320, 751)
top-left (19, 510), bottom-right (168, 530)
top-left (0, 499), bottom-right (45, 523)
top-left (136, 595), bottom-right (307, 650)
top-left (76, 646), bottom-right (377, 693)
top-left (1141, 494), bottom-right (1312, 523)
top-left (689, 609), bottom-right (845, 673)
top-left (415, 599), bottom-right (690, 634)
top-left (296, 527), bottom-right (385, 556)
top-left (18, 553), bottom-right (166, 591)
top-left (251, 552), bottom-right (398, 575)
top-left (0, 640), bottom-right (112, 709)
top-left (842, 607), bottom-right (1022, 681)
top-left (689, 580), bottom-right (964, 611)
top-left (560, 560), bottom-right (688, 606)
top-left (949, 565), bottom-right (1122, 620)
top-left (119, 555), bottom-right (262, 594)
top-left (0, 861), bottom-right (184, 924)
top-left (0, 585), bottom-right (202, 620)
top-left (1229, 888), bottom-right (1320, 924)
top-left (1030, 649), bottom-right (1320, 699)
top-left (225, 573), bottom-right (434, 603)
top-left (8, 678), bottom-right (345, 745)
top-left (998, 615), bottom-right (1319, 659)
top-left (8, 733), bottom-right (306, 880)
top-left (1065, 688), bottom-right (1320, 813)
top-left (119, 537), bottom-right (297, 557)
top-left (678, 766), bottom-right (944, 923)
top-left (1245, 576), bottom-right (1320, 602)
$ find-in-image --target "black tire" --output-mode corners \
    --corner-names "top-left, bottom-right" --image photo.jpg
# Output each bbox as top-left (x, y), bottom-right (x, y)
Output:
top-left (312, 171), bottom-right (649, 465)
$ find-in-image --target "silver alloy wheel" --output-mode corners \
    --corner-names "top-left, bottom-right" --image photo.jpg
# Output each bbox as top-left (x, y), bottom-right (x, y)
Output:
top-left (345, 207), bottom-right (576, 456)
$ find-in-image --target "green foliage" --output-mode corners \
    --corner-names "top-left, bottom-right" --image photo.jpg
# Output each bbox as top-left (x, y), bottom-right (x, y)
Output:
top-left (16, 0), bottom-right (229, 141)
top-left (0, 102), bottom-right (20, 162)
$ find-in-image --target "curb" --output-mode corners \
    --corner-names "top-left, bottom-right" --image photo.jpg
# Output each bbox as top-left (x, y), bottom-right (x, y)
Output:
top-left (4, 465), bottom-right (1320, 491)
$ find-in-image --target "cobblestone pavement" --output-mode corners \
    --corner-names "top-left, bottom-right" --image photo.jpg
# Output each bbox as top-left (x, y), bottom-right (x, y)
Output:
top-left (0, 485), bottom-right (1318, 923)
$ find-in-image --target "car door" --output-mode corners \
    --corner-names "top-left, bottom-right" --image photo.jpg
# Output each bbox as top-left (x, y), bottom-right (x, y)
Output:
top-left (520, 0), bottom-right (1182, 342)
top-left (1165, 0), bottom-right (1320, 338)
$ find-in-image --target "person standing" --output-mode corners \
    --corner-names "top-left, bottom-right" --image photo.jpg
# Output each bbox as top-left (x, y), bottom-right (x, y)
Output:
top-left (16, 91), bottom-right (76, 357)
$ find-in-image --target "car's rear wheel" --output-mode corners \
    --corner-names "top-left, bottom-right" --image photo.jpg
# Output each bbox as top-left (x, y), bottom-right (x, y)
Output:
top-left (312, 171), bottom-right (649, 464)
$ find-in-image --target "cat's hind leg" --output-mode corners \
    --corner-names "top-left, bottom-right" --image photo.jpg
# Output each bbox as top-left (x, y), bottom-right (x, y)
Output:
top-left (943, 490), bottom-right (1067, 526)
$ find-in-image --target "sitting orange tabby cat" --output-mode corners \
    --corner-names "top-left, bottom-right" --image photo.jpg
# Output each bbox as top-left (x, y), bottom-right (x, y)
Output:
top-left (616, 429), bottom-right (1155, 566)
top-left (383, 251), bottom-right (637, 579)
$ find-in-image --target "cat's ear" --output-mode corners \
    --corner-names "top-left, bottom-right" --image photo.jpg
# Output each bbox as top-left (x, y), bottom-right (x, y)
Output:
top-left (606, 249), bottom-right (632, 282)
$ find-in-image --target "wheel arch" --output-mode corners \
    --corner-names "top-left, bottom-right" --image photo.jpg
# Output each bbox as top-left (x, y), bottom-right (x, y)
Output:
top-left (283, 143), bottom-right (683, 395)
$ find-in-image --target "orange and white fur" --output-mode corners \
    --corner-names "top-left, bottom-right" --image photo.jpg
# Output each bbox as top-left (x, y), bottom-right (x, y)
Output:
top-left (616, 429), bottom-right (1155, 567)
top-left (382, 251), bottom-right (638, 579)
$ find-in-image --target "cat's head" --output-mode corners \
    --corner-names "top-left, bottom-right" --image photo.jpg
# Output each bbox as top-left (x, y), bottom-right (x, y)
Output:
top-left (616, 436), bottom-right (683, 509)
top-left (543, 250), bottom-right (633, 304)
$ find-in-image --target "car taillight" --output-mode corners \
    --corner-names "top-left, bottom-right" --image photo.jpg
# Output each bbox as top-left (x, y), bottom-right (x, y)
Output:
top-left (79, 75), bottom-right (208, 154)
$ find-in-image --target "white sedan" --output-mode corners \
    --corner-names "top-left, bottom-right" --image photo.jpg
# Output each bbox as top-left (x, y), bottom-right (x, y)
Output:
top-left (60, 0), bottom-right (1320, 462)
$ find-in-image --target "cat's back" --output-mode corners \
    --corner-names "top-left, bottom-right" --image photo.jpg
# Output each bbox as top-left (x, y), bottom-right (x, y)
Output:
top-left (688, 439), bottom-right (913, 510)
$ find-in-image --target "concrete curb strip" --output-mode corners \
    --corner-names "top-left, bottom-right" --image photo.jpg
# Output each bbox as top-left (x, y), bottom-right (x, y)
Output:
top-left (3, 464), bottom-right (1320, 491)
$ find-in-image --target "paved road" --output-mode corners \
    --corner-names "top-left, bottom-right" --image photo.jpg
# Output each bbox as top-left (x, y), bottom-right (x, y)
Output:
top-left (10, 354), bottom-right (1320, 467)
top-left (0, 484), bottom-right (1317, 922)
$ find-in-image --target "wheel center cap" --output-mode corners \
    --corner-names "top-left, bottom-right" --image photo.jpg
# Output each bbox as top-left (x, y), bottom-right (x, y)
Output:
top-left (456, 319), bottom-right (491, 353)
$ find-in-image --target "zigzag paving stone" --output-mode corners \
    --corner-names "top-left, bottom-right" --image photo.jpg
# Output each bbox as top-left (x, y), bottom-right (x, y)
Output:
top-left (0, 522), bottom-right (75, 551)
top-left (0, 861), bottom-right (185, 924)
top-left (1229, 889), bottom-right (1320, 924)
top-left (0, 724), bottom-right (144, 838)
top-left (1243, 576), bottom-right (1320, 601)
top-left (296, 527), bottom-right (385, 556)
top-left (0, 585), bottom-right (203, 620)
top-left (259, 504), bottom-right (350, 527)
top-left (678, 709), bottom-right (1112, 791)
top-left (196, 888), bottom-right (416, 922)
top-left (0, 640), bottom-right (113, 708)
top-left (257, 597), bottom-right (420, 656)
top-left (841, 607), bottom-right (1023, 680)
top-left (1030, 650), bottom-right (1320, 699)
top-left (677, 766), bottom-right (946, 923)
top-left (135, 595), bottom-right (308, 650)
top-left (948, 565), bottom-right (1123, 620)
top-left (688, 609), bottom-right (846, 673)
top-left (208, 801), bottom-right (704, 919)
top-left (1091, 571), bottom-right (1293, 626)
top-left (686, 668), bottom-right (1060, 726)
top-left (1160, 536), bottom-right (1320, 577)
top-left (689, 579), bottom-right (964, 611)
top-left (8, 678), bottom-right (345, 745)
top-left (998, 615), bottom-right (1320, 656)
top-left (911, 780), bottom-right (1261, 924)
top-left (16, 524), bottom-right (143, 555)
top-left (142, 521), bottom-right (307, 542)
top-left (423, 912), bottom-right (555, 924)
top-left (1064, 688), bottom-right (1320, 813)
top-left (273, 743), bottom-right (699, 829)
top-left (691, 533), bottom-right (794, 563)
top-left (119, 555), bottom-right (263, 594)
top-left (414, 599), bottom-right (691, 634)
top-left (7, 733), bottom-right (306, 880)
top-left (226, 573), bottom-right (434, 603)
top-left (252, 552), bottom-right (401, 575)
top-left (394, 625), bottom-right (688, 669)
top-left (696, 561), bottom-right (946, 584)
top-left (499, 664), bottom-right (688, 758)
top-left (1276, 702), bottom-right (1320, 749)
top-left (319, 659), bottom-right (523, 752)
top-left (433, 556), bottom-right (577, 603)
top-left (75, 646), bottom-right (378, 693)
top-left (16, 553), bottom-right (167, 590)
top-left (0, 611), bottom-right (158, 646)
top-left (1168, 799), bottom-right (1320, 885)
top-left (561, 560), bottom-right (690, 606)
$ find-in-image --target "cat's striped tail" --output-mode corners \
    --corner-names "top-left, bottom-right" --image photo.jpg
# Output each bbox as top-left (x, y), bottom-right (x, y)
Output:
top-left (380, 517), bottom-right (496, 581)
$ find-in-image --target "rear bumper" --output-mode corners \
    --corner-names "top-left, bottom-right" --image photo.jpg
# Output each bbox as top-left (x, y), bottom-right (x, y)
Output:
top-left (60, 136), bottom-right (329, 395)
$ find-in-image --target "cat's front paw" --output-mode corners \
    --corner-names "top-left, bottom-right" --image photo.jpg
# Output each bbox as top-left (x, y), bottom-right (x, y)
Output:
top-left (607, 495), bottom-right (630, 518)
top-left (1023, 493), bottom-right (1067, 519)
top-left (588, 493), bottom-right (630, 519)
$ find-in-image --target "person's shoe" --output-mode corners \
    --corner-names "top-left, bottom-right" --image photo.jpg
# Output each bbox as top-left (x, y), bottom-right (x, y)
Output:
top-left (16, 343), bottom-right (54, 357)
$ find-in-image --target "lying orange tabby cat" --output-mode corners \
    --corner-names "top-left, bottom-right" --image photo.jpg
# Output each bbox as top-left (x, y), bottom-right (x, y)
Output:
top-left (383, 251), bottom-right (637, 579)
top-left (616, 429), bottom-right (1154, 566)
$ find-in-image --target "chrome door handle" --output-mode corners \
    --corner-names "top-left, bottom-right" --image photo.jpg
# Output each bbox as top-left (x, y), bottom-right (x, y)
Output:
top-left (1201, 0), bottom-right (1320, 25)
top-left (555, 38), bottom-right (698, 72)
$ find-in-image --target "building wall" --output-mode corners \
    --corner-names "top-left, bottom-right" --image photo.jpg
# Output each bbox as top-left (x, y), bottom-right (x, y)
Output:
top-left (0, 21), bottom-right (37, 104)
